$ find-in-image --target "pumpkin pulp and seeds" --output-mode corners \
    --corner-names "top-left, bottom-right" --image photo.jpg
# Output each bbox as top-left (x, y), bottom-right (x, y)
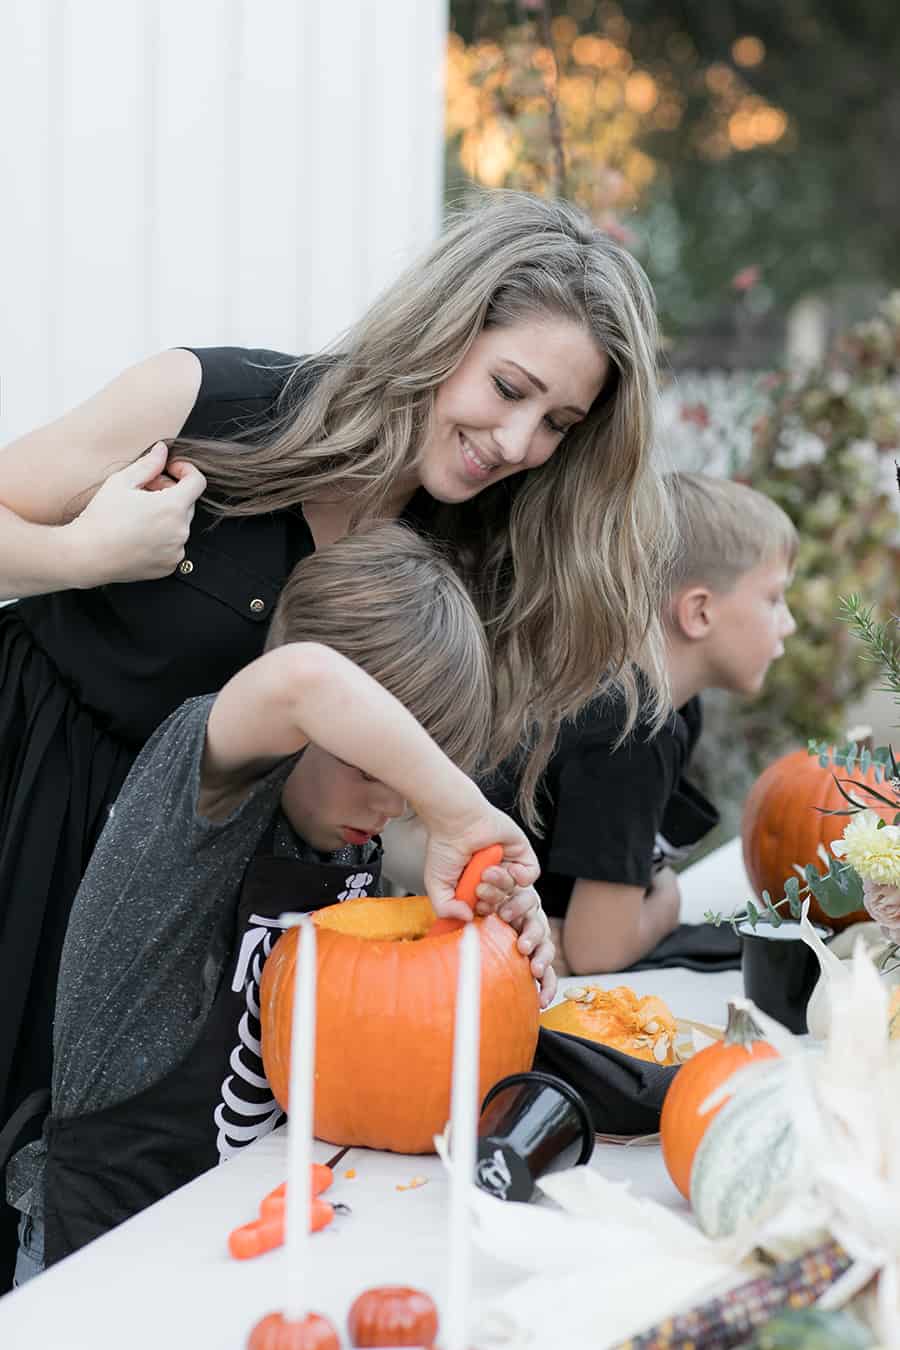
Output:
top-left (540, 984), bottom-right (679, 1065)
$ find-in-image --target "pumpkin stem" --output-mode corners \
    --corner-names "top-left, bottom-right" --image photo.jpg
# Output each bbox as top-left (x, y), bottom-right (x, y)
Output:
top-left (723, 1001), bottom-right (764, 1047)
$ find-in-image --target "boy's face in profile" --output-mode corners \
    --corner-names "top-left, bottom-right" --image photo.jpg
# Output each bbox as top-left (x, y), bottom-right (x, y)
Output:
top-left (280, 744), bottom-right (407, 853)
top-left (705, 553), bottom-right (796, 696)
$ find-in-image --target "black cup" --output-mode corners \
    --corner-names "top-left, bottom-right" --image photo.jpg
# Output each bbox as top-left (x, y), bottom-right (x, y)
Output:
top-left (475, 1070), bottom-right (594, 1202)
top-left (739, 919), bottom-right (833, 1034)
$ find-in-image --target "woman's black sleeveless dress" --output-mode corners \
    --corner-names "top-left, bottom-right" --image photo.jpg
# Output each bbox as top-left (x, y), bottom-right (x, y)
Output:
top-left (0, 345), bottom-right (315, 1286)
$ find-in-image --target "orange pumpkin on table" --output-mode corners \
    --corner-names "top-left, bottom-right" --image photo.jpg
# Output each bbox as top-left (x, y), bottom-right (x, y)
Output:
top-left (659, 1003), bottom-right (778, 1199)
top-left (741, 746), bottom-right (893, 931)
top-left (260, 894), bottom-right (539, 1155)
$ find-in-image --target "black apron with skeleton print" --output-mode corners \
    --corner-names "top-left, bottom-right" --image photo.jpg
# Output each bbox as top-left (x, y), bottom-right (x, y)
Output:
top-left (43, 836), bottom-right (381, 1266)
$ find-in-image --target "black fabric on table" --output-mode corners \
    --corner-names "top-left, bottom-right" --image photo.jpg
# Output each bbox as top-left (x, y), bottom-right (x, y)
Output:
top-left (532, 1028), bottom-right (679, 1135)
top-left (624, 921), bottom-right (742, 973)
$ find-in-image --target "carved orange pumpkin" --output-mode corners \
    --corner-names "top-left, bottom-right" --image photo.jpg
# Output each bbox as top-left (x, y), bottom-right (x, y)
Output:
top-left (260, 895), bottom-right (539, 1154)
top-left (741, 747), bottom-right (893, 930)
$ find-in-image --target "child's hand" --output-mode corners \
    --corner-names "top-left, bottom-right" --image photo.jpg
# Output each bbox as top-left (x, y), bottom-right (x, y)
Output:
top-left (469, 868), bottom-right (557, 1008)
top-left (423, 805), bottom-right (540, 924)
top-left (498, 887), bottom-right (557, 1009)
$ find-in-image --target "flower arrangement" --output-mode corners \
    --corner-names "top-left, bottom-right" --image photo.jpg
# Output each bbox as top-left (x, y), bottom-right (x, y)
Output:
top-left (710, 595), bottom-right (900, 982)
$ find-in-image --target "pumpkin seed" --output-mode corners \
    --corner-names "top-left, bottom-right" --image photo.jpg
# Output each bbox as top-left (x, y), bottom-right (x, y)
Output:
top-left (653, 1035), bottom-right (670, 1062)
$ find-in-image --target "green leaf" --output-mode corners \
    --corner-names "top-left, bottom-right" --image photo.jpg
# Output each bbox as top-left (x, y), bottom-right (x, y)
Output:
top-left (861, 748), bottom-right (872, 776)
top-left (746, 899), bottom-right (759, 927)
top-left (806, 860), bottom-right (865, 916)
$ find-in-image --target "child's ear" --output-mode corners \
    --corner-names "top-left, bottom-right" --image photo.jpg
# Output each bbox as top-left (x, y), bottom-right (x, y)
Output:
top-left (673, 585), bottom-right (713, 641)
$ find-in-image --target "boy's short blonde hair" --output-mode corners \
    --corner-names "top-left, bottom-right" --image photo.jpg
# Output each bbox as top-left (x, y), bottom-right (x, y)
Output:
top-left (667, 472), bottom-right (797, 594)
top-left (265, 523), bottom-right (491, 777)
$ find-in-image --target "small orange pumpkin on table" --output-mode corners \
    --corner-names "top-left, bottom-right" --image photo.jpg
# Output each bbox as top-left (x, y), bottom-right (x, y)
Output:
top-left (347, 1286), bottom-right (439, 1347)
top-left (247, 1312), bottom-right (340, 1350)
top-left (260, 888), bottom-right (539, 1155)
top-left (659, 1002), bottom-right (778, 1199)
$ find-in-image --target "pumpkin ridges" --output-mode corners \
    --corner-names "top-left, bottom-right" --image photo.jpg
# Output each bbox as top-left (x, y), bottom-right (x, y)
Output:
top-left (659, 1004), bottom-right (778, 1200)
top-left (742, 748), bottom-right (892, 931)
top-left (261, 908), bottom-right (538, 1154)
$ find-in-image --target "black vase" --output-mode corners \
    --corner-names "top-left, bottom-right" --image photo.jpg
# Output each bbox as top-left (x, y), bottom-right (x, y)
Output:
top-left (739, 919), bottom-right (832, 1034)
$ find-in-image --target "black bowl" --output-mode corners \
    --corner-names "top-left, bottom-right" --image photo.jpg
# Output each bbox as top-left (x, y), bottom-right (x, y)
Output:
top-left (739, 919), bottom-right (832, 1034)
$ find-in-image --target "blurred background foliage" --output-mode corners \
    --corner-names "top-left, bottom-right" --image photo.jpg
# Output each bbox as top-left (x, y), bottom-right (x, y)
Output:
top-left (447, 0), bottom-right (900, 832)
top-left (446, 0), bottom-right (900, 359)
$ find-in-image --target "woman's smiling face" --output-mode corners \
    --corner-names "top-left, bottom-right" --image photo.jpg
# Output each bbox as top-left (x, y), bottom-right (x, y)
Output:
top-left (416, 316), bottom-right (609, 503)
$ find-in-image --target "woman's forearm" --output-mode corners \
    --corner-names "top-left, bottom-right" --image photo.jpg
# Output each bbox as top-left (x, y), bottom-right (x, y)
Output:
top-left (0, 504), bottom-right (93, 600)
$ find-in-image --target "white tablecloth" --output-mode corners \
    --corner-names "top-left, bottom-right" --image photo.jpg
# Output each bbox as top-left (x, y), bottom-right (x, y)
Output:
top-left (0, 838), bottom-right (753, 1348)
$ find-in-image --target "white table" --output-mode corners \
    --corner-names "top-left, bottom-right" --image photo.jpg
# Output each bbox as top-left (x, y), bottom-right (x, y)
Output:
top-left (0, 839), bottom-right (753, 1348)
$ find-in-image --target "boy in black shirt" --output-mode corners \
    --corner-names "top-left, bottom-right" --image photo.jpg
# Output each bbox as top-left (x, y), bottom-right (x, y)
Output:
top-left (501, 473), bottom-right (797, 974)
top-left (384, 475), bottom-right (797, 975)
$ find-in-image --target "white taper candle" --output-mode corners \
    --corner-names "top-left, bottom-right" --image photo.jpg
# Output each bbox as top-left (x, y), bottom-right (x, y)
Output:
top-left (281, 912), bottom-right (316, 1322)
top-left (445, 921), bottom-right (481, 1350)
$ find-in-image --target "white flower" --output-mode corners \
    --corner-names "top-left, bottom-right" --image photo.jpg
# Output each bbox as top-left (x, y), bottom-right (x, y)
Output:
top-left (832, 809), bottom-right (900, 886)
top-left (861, 879), bottom-right (900, 945)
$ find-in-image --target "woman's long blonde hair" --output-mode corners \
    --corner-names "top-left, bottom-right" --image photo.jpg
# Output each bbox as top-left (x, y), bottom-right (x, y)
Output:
top-left (175, 191), bottom-right (675, 826)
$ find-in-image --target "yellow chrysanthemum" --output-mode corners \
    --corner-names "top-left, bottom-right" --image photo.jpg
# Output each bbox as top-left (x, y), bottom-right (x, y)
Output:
top-left (832, 809), bottom-right (900, 885)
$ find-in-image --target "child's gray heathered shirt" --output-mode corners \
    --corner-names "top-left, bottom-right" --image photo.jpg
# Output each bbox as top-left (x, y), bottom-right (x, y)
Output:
top-left (7, 692), bottom-right (374, 1218)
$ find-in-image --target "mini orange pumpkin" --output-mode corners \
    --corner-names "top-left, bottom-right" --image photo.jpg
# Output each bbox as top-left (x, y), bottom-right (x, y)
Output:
top-left (260, 895), bottom-right (539, 1155)
top-left (741, 747), bottom-right (893, 930)
top-left (659, 1003), bottom-right (778, 1199)
top-left (540, 984), bottom-right (679, 1065)
top-left (347, 1286), bottom-right (438, 1347)
top-left (247, 1312), bottom-right (340, 1350)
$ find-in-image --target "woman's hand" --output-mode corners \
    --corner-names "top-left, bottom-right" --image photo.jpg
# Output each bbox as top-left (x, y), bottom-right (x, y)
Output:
top-left (67, 442), bottom-right (207, 585)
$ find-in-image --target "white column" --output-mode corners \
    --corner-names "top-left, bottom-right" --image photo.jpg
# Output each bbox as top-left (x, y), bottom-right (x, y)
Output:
top-left (0, 0), bottom-right (449, 442)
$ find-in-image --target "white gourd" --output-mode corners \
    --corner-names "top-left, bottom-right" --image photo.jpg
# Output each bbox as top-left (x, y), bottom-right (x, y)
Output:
top-left (690, 1059), bottom-right (799, 1239)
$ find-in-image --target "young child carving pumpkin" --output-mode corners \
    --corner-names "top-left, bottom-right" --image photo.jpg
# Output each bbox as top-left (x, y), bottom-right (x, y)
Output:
top-left (7, 525), bottom-right (554, 1282)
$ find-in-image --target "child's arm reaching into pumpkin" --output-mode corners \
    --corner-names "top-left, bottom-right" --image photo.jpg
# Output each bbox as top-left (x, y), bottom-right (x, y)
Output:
top-left (202, 641), bottom-right (540, 924)
top-left (382, 815), bottom-right (556, 1004)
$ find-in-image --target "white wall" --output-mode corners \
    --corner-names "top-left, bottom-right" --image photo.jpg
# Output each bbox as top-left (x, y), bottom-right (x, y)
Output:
top-left (0, 0), bottom-right (448, 442)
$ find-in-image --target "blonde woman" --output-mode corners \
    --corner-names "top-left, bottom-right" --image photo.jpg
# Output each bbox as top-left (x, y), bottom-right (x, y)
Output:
top-left (0, 191), bottom-right (672, 1285)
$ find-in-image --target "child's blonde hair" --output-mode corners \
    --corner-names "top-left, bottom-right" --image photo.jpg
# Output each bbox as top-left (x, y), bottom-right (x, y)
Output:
top-left (668, 472), bottom-right (797, 594)
top-left (265, 523), bottom-right (491, 777)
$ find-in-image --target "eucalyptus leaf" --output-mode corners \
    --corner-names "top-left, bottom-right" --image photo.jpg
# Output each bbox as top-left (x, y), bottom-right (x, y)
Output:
top-left (806, 861), bottom-right (865, 916)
